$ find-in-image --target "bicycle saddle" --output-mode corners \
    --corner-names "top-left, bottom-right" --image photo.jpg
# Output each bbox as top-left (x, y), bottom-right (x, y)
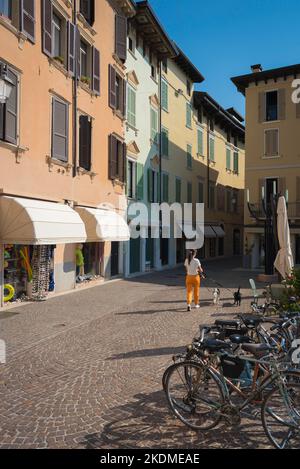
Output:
top-left (202, 338), bottom-right (232, 352)
top-left (214, 319), bottom-right (241, 328)
top-left (241, 343), bottom-right (272, 357)
top-left (229, 334), bottom-right (252, 345)
top-left (240, 316), bottom-right (264, 327)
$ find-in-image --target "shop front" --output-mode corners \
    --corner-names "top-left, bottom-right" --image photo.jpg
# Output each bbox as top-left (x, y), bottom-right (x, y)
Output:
top-left (0, 196), bottom-right (86, 307)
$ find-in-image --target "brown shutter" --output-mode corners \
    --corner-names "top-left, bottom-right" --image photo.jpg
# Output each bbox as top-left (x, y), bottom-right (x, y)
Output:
top-left (79, 115), bottom-right (92, 171)
top-left (278, 89), bottom-right (286, 120)
top-left (92, 47), bottom-right (100, 95)
top-left (52, 97), bottom-right (68, 162)
top-left (42, 0), bottom-right (53, 57)
top-left (264, 130), bottom-right (272, 156)
top-left (109, 134), bottom-right (117, 179)
top-left (272, 129), bottom-right (279, 156)
top-left (109, 65), bottom-right (116, 109)
top-left (258, 92), bottom-right (266, 123)
top-left (115, 15), bottom-right (127, 62)
top-left (68, 22), bottom-right (76, 77)
top-left (4, 69), bottom-right (18, 145)
top-left (20, 0), bottom-right (35, 42)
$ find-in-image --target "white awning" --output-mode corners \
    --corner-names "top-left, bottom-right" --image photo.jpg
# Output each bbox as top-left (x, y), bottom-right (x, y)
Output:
top-left (76, 207), bottom-right (130, 242)
top-left (212, 226), bottom-right (225, 238)
top-left (204, 225), bottom-right (217, 238)
top-left (0, 196), bottom-right (87, 245)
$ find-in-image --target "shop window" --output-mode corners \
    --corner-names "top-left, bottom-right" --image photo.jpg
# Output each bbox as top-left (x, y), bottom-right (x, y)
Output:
top-left (0, 64), bottom-right (18, 145)
top-left (76, 242), bottom-right (103, 282)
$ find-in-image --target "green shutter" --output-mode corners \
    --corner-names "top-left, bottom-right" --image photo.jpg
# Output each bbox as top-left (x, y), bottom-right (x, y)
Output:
top-left (162, 128), bottom-right (169, 157)
top-left (187, 144), bottom-right (192, 169)
top-left (127, 86), bottom-right (136, 127)
top-left (151, 108), bottom-right (158, 143)
top-left (147, 168), bottom-right (153, 202)
top-left (197, 128), bottom-right (203, 155)
top-left (186, 103), bottom-right (192, 128)
top-left (226, 148), bottom-right (231, 170)
top-left (176, 178), bottom-right (181, 203)
top-left (136, 162), bottom-right (144, 200)
top-left (161, 79), bottom-right (168, 111)
top-left (163, 173), bottom-right (169, 202)
top-left (209, 138), bottom-right (215, 161)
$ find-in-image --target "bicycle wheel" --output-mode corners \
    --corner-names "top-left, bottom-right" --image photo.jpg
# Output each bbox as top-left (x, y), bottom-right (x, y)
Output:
top-left (165, 361), bottom-right (225, 431)
top-left (261, 374), bottom-right (300, 449)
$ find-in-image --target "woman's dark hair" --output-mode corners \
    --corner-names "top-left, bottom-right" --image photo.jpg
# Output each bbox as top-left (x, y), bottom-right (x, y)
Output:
top-left (188, 250), bottom-right (197, 265)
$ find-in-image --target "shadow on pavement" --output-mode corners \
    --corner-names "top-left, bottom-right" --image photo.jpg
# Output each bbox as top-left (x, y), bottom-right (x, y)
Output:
top-left (107, 346), bottom-right (186, 361)
top-left (115, 307), bottom-right (186, 316)
top-left (81, 389), bottom-right (270, 449)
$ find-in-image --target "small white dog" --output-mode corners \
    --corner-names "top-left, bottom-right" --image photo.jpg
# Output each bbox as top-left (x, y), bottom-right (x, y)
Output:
top-left (213, 288), bottom-right (221, 305)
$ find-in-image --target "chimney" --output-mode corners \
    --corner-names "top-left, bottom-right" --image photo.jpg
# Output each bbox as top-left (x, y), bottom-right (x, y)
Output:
top-left (251, 64), bottom-right (263, 73)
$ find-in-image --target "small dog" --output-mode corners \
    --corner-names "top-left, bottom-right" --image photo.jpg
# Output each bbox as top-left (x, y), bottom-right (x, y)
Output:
top-left (233, 287), bottom-right (242, 306)
top-left (213, 288), bottom-right (221, 305)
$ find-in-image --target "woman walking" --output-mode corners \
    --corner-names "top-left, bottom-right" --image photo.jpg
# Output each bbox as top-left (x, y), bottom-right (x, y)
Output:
top-left (184, 250), bottom-right (204, 311)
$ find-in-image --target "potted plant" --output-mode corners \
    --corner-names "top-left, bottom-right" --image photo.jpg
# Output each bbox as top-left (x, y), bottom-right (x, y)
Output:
top-left (80, 76), bottom-right (91, 86)
top-left (243, 237), bottom-right (254, 269)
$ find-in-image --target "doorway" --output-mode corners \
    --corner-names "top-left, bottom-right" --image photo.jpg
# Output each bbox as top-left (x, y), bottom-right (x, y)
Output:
top-left (111, 242), bottom-right (119, 277)
top-left (233, 229), bottom-right (241, 255)
top-left (130, 237), bottom-right (141, 274)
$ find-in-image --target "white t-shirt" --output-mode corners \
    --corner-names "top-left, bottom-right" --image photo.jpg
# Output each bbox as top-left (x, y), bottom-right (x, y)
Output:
top-left (184, 258), bottom-right (201, 276)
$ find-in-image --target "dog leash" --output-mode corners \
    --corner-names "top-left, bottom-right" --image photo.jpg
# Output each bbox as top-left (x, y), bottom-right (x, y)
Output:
top-left (202, 272), bottom-right (236, 296)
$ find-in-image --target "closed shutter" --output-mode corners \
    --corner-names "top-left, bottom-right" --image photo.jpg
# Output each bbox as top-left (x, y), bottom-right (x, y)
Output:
top-left (52, 98), bottom-right (68, 161)
top-left (233, 152), bottom-right (239, 173)
top-left (226, 148), bottom-right (231, 170)
top-left (42, 0), bottom-right (53, 57)
top-left (120, 78), bottom-right (126, 117)
top-left (147, 168), bottom-right (153, 202)
top-left (68, 22), bottom-right (76, 76)
top-left (265, 129), bottom-right (278, 156)
top-left (127, 86), bottom-right (136, 127)
top-left (272, 129), bottom-right (279, 156)
top-left (162, 174), bottom-right (169, 203)
top-left (76, 27), bottom-right (81, 79)
top-left (278, 89), bottom-right (286, 120)
top-left (186, 103), bottom-right (192, 127)
top-left (209, 137), bottom-right (215, 161)
top-left (115, 15), bottom-right (127, 62)
top-left (4, 69), bottom-right (18, 144)
top-left (20, 0), bottom-right (35, 42)
top-left (109, 134), bottom-right (117, 180)
top-left (187, 145), bottom-right (192, 169)
top-left (109, 65), bottom-right (116, 109)
top-left (150, 108), bottom-right (157, 143)
top-left (259, 92), bottom-right (266, 123)
top-left (136, 162), bottom-right (144, 200)
top-left (161, 80), bottom-right (168, 111)
top-left (92, 47), bottom-right (100, 95)
top-left (162, 128), bottom-right (169, 157)
top-left (79, 115), bottom-right (91, 170)
top-left (198, 128), bottom-right (203, 155)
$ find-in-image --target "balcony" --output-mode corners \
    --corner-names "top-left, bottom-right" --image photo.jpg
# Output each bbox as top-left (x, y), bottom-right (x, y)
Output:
top-left (248, 202), bottom-right (300, 221)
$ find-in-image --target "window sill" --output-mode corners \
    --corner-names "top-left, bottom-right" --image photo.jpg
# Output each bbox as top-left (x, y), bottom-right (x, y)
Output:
top-left (0, 15), bottom-right (27, 47)
top-left (49, 57), bottom-right (70, 78)
top-left (78, 80), bottom-right (98, 97)
top-left (126, 122), bottom-right (138, 135)
top-left (262, 154), bottom-right (281, 159)
top-left (112, 178), bottom-right (125, 188)
top-left (112, 53), bottom-right (126, 70)
top-left (209, 160), bottom-right (216, 167)
top-left (114, 109), bottom-right (126, 121)
top-left (77, 167), bottom-right (97, 179)
top-left (263, 120), bottom-right (280, 124)
top-left (46, 156), bottom-right (72, 173)
top-left (186, 125), bottom-right (192, 130)
top-left (0, 140), bottom-right (28, 163)
top-left (77, 12), bottom-right (97, 36)
top-left (197, 153), bottom-right (205, 159)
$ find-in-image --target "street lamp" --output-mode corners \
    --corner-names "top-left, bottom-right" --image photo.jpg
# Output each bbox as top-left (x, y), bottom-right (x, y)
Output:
top-left (0, 63), bottom-right (13, 104)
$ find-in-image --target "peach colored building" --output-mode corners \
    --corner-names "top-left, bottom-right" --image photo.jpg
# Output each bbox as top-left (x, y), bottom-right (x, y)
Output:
top-left (0, 0), bottom-right (135, 307)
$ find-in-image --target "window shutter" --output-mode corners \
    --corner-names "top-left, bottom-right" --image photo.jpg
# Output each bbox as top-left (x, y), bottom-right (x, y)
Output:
top-left (186, 103), bottom-right (192, 127)
top-left (278, 89), bottom-right (286, 120)
top-left (233, 152), bottom-right (239, 173)
top-left (109, 134), bottom-right (117, 179)
top-left (226, 148), bottom-right (231, 169)
top-left (127, 86), bottom-right (136, 127)
top-left (4, 69), bottom-right (18, 145)
top-left (136, 162), bottom-right (144, 200)
top-left (76, 27), bottom-right (81, 79)
top-left (265, 130), bottom-right (272, 156)
top-left (92, 47), bottom-right (100, 95)
top-left (68, 22), bottom-right (76, 77)
top-left (52, 98), bottom-right (68, 161)
top-left (109, 65), bottom-right (116, 109)
top-left (272, 129), bottom-right (279, 155)
top-left (147, 168), bottom-right (153, 202)
top-left (122, 78), bottom-right (126, 117)
top-left (258, 92), bottom-right (266, 123)
top-left (20, 0), bottom-right (35, 42)
top-left (150, 108), bottom-right (157, 143)
top-left (161, 80), bottom-right (168, 111)
top-left (79, 115), bottom-right (91, 170)
top-left (198, 128), bottom-right (203, 155)
top-left (115, 15), bottom-right (127, 62)
top-left (42, 0), bottom-right (53, 57)
top-left (209, 138), bottom-right (215, 161)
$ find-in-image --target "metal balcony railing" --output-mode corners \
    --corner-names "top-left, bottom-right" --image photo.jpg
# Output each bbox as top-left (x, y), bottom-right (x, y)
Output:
top-left (248, 202), bottom-right (300, 220)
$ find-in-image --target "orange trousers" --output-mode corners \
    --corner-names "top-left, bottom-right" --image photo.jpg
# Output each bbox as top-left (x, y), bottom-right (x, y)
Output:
top-left (186, 275), bottom-right (200, 305)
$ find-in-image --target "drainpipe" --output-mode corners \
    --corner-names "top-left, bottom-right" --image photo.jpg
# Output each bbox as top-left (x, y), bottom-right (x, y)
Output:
top-left (0, 244), bottom-right (3, 308)
top-left (72, 2), bottom-right (78, 179)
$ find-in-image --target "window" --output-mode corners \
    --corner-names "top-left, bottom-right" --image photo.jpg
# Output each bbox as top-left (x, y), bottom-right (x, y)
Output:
top-left (162, 127), bottom-right (169, 157)
top-left (209, 238), bottom-right (216, 258)
top-left (175, 178), bottom-right (181, 203)
top-left (150, 107), bottom-right (158, 144)
top-left (197, 128), bottom-right (203, 155)
top-left (233, 151), bottom-right (239, 173)
top-left (187, 80), bottom-right (191, 96)
top-left (234, 135), bottom-right (238, 147)
top-left (162, 58), bottom-right (168, 74)
top-left (128, 37), bottom-right (133, 53)
top-left (0, 65), bottom-right (18, 145)
top-left (210, 119), bottom-right (214, 132)
top-left (52, 12), bottom-right (62, 59)
top-left (162, 173), bottom-right (169, 203)
top-left (0, 0), bottom-right (12, 18)
top-left (187, 182), bottom-right (192, 203)
top-left (79, 115), bottom-right (92, 171)
top-left (198, 181), bottom-right (204, 203)
top-left (186, 144), bottom-right (192, 169)
top-left (109, 66), bottom-right (125, 116)
top-left (80, 40), bottom-right (88, 78)
top-left (209, 137), bottom-right (215, 161)
top-left (127, 159), bottom-right (136, 199)
top-left (109, 134), bottom-right (126, 182)
top-left (151, 64), bottom-right (157, 81)
top-left (161, 79), bottom-right (168, 111)
top-left (80, 0), bottom-right (95, 26)
top-left (209, 183), bottom-right (215, 209)
top-left (232, 190), bottom-right (238, 213)
top-left (226, 147), bottom-right (231, 170)
top-left (266, 90), bottom-right (278, 121)
top-left (126, 85), bottom-right (135, 127)
top-left (264, 129), bottom-right (279, 157)
top-left (186, 102), bottom-right (192, 128)
top-left (51, 97), bottom-right (68, 162)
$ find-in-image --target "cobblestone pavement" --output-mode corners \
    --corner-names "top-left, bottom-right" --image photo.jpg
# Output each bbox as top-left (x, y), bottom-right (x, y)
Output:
top-left (0, 258), bottom-right (273, 449)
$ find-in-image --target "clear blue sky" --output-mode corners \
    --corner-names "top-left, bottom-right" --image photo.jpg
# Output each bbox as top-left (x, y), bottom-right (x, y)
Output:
top-left (149, 0), bottom-right (300, 117)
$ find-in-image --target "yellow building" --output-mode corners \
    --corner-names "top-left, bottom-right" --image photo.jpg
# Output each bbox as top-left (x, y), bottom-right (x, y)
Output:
top-left (161, 47), bottom-right (245, 265)
top-left (232, 64), bottom-right (300, 269)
